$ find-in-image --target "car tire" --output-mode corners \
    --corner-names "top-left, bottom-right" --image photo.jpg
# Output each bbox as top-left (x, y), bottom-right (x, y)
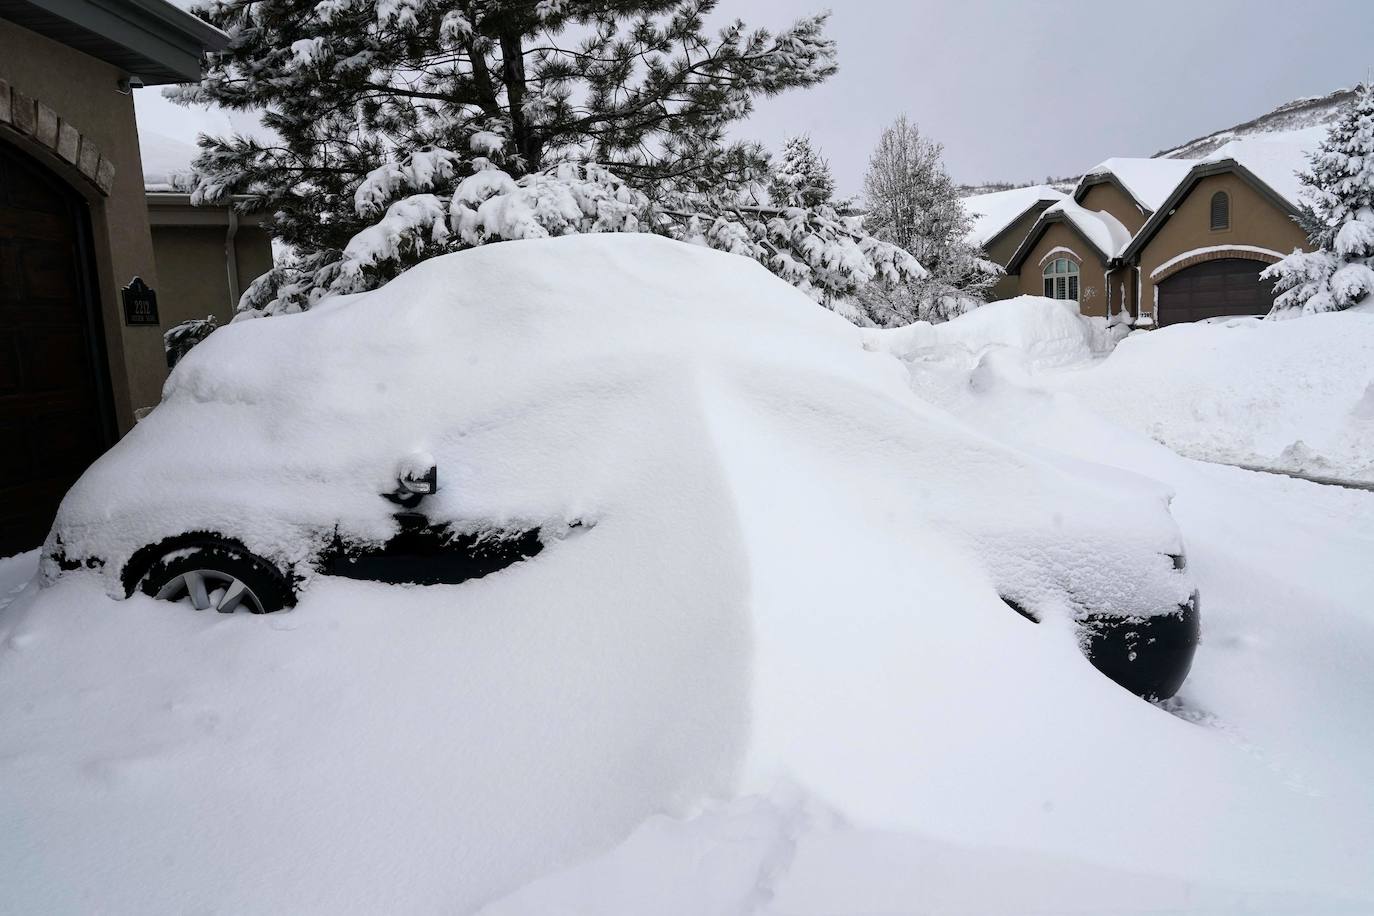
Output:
top-left (135, 539), bottom-right (295, 614)
top-left (1079, 593), bottom-right (1201, 701)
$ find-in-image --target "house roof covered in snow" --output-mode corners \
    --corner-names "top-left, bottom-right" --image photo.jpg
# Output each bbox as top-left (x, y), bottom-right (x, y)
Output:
top-left (1073, 158), bottom-right (1198, 213)
top-left (1199, 126), bottom-right (1323, 211)
top-left (1005, 199), bottom-right (1133, 272)
top-left (963, 185), bottom-right (1067, 249)
top-left (141, 131), bottom-right (200, 192)
top-left (1119, 134), bottom-right (1319, 262)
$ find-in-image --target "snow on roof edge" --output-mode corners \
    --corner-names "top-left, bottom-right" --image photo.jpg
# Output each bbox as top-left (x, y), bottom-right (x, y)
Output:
top-left (963, 185), bottom-right (1069, 248)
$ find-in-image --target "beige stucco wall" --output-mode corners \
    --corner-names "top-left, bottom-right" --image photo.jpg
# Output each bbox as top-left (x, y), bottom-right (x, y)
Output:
top-left (1015, 222), bottom-right (1111, 317)
top-left (1079, 181), bottom-right (1149, 236)
top-left (151, 224), bottom-right (274, 328)
top-left (1, 16), bottom-right (162, 434)
top-left (1136, 172), bottom-right (1308, 322)
top-left (982, 206), bottom-right (1047, 301)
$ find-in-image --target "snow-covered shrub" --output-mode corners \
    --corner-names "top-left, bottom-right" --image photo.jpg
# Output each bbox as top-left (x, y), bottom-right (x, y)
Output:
top-left (163, 315), bottom-right (219, 368)
top-left (1263, 83), bottom-right (1374, 317)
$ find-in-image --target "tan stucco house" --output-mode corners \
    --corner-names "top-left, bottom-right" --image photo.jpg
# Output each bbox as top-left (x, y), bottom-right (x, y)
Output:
top-left (967, 137), bottom-right (1316, 327)
top-left (2, 0), bottom-right (272, 555)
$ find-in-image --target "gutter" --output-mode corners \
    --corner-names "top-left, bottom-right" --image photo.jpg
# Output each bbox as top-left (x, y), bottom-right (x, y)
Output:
top-left (225, 207), bottom-right (240, 309)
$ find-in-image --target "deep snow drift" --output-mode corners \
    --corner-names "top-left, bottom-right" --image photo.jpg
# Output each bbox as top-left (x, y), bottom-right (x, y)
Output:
top-left (1053, 310), bottom-right (1374, 483)
top-left (865, 294), bottom-right (1127, 370)
top-left (3, 245), bottom-right (1373, 913)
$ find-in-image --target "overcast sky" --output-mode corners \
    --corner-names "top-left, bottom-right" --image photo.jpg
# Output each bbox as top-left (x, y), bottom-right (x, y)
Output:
top-left (135, 0), bottom-right (1374, 196)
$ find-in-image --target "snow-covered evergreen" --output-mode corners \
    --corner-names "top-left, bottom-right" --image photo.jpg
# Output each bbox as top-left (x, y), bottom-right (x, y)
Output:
top-left (767, 135), bottom-right (836, 208)
top-left (855, 116), bottom-right (1000, 326)
top-left (1263, 83), bottom-right (1374, 317)
top-left (173, 0), bottom-right (920, 317)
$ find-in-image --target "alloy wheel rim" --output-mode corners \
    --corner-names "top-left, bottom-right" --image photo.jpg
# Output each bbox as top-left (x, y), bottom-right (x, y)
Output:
top-left (154, 569), bottom-right (263, 614)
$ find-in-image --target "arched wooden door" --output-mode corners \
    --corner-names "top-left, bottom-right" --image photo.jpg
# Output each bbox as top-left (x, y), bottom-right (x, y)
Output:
top-left (0, 142), bottom-right (115, 556)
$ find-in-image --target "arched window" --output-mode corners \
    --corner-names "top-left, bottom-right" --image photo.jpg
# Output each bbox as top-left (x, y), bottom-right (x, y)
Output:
top-left (1042, 258), bottom-right (1080, 300)
top-left (1210, 191), bottom-right (1230, 230)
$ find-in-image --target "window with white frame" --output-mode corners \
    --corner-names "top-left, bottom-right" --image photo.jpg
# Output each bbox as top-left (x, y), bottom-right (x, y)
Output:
top-left (1042, 258), bottom-right (1080, 300)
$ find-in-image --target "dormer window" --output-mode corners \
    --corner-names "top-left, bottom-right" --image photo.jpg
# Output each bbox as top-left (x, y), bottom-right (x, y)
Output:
top-left (1210, 191), bottom-right (1230, 230)
top-left (1042, 258), bottom-right (1080, 300)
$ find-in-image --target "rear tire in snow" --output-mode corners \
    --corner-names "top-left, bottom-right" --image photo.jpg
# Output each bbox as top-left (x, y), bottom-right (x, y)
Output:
top-left (128, 538), bottom-right (295, 613)
top-left (1079, 593), bottom-right (1200, 701)
top-left (1001, 592), bottom-right (1201, 701)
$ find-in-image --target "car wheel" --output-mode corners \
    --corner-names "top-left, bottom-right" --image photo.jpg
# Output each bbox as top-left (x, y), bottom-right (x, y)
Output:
top-left (1079, 592), bottom-right (1201, 701)
top-left (138, 541), bottom-right (294, 613)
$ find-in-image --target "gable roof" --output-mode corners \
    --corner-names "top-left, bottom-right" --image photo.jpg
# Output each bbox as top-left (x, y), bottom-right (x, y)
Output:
top-left (1199, 126), bottom-right (1324, 211)
top-left (1005, 200), bottom-right (1132, 273)
top-left (0, 0), bottom-right (228, 84)
top-left (963, 185), bottom-right (1068, 249)
top-left (1073, 157), bottom-right (1198, 213)
top-left (1119, 157), bottom-right (1305, 262)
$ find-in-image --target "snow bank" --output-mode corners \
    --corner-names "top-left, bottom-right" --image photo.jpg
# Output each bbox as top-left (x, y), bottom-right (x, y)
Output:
top-left (481, 787), bottom-right (1361, 915)
top-left (4, 236), bottom-right (1372, 911)
top-left (1054, 311), bottom-right (1374, 482)
top-left (867, 295), bottom-right (1127, 371)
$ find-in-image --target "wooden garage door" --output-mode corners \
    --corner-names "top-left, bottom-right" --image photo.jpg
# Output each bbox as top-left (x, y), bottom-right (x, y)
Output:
top-left (1157, 258), bottom-right (1277, 327)
top-left (0, 142), bottom-right (114, 557)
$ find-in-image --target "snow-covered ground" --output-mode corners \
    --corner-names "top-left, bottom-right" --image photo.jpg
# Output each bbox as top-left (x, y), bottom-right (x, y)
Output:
top-left (2, 262), bottom-right (1372, 913)
top-left (1052, 310), bottom-right (1374, 483)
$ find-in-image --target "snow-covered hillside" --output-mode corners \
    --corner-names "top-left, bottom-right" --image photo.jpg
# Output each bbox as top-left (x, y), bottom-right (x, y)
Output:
top-left (1155, 87), bottom-right (1357, 161)
top-left (964, 87), bottom-right (1349, 208)
top-left (2, 263), bottom-right (1372, 913)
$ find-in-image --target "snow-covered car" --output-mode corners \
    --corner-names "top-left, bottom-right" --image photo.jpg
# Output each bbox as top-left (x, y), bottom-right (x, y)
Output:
top-left (41, 235), bottom-right (1198, 700)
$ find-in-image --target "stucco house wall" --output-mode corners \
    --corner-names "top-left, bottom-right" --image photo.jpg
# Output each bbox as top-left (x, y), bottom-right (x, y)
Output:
top-left (150, 225), bottom-right (273, 328)
top-left (1015, 222), bottom-right (1111, 317)
top-left (147, 193), bottom-right (274, 328)
top-left (1, 16), bottom-right (163, 432)
top-left (982, 206), bottom-right (1050, 301)
top-left (1135, 172), bottom-right (1307, 323)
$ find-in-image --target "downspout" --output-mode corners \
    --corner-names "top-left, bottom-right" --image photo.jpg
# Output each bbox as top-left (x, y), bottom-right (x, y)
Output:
top-left (225, 207), bottom-right (240, 310)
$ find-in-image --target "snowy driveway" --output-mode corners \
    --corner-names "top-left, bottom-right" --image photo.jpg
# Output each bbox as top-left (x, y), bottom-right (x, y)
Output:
top-left (2, 283), bottom-right (1373, 913)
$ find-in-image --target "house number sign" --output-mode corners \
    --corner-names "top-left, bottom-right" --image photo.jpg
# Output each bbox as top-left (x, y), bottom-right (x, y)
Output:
top-left (122, 276), bottom-right (160, 326)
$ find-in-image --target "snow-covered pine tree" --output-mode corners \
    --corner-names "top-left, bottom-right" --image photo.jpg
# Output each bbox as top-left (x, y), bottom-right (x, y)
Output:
top-left (855, 115), bottom-right (1000, 326)
top-left (1263, 83), bottom-right (1374, 317)
top-left (768, 135), bottom-right (835, 208)
top-left (172, 0), bottom-right (920, 316)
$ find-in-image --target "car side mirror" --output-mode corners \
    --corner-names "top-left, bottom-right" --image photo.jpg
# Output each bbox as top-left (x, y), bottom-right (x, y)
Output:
top-left (384, 454), bottom-right (438, 508)
top-left (400, 464), bottom-right (437, 496)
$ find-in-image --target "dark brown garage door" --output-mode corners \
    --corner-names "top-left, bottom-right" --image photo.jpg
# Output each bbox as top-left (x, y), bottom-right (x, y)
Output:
top-left (0, 142), bottom-right (114, 557)
top-left (1157, 258), bottom-right (1278, 327)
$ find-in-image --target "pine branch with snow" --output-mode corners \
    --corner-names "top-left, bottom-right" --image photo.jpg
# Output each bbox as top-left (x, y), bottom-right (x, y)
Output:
top-left (169, 1), bottom-right (831, 251)
top-left (171, 0), bottom-right (921, 318)
top-left (245, 153), bottom-right (922, 315)
top-left (1263, 83), bottom-right (1374, 318)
